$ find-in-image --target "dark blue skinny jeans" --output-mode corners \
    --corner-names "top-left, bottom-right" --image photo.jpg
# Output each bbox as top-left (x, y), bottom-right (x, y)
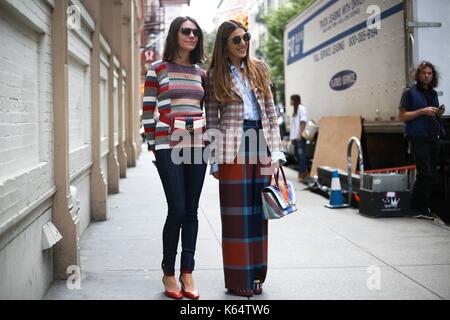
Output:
top-left (155, 147), bottom-right (207, 275)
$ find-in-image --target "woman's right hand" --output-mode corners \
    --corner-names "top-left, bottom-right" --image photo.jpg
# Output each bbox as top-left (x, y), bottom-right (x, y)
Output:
top-left (420, 106), bottom-right (439, 116)
top-left (212, 172), bottom-right (219, 180)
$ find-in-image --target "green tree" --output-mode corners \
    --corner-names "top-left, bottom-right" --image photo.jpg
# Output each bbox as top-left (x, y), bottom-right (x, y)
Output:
top-left (262, 0), bottom-right (313, 105)
top-left (202, 29), bottom-right (217, 68)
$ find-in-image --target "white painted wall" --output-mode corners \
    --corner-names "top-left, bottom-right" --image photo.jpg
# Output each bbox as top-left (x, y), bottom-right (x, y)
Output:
top-left (122, 78), bottom-right (126, 142)
top-left (0, 208), bottom-right (53, 300)
top-left (114, 71), bottom-right (119, 146)
top-left (0, 11), bottom-right (39, 177)
top-left (0, 0), bottom-right (127, 300)
top-left (74, 172), bottom-right (91, 236)
top-left (69, 56), bottom-right (89, 150)
top-left (100, 45), bottom-right (110, 186)
top-left (0, 0), bottom-right (54, 300)
top-left (68, 15), bottom-right (94, 238)
top-left (100, 65), bottom-right (109, 144)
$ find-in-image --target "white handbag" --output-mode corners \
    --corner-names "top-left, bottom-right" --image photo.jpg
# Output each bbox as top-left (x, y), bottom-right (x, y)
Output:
top-left (301, 120), bottom-right (319, 141)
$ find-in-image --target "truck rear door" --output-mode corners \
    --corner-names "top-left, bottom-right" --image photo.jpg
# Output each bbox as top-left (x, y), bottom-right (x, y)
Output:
top-left (407, 0), bottom-right (450, 113)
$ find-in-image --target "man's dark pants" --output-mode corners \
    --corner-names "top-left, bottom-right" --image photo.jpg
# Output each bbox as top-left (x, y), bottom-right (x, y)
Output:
top-left (410, 137), bottom-right (440, 212)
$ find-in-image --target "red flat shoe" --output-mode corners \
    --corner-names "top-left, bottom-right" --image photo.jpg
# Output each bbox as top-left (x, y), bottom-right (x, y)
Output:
top-left (162, 276), bottom-right (183, 300)
top-left (227, 289), bottom-right (253, 297)
top-left (179, 275), bottom-right (200, 300)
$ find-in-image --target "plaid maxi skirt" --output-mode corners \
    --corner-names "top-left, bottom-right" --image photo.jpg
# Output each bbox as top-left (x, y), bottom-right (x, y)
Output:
top-left (218, 121), bottom-right (272, 291)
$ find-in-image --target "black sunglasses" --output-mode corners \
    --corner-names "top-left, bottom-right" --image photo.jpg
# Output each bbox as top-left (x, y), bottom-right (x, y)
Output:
top-left (231, 32), bottom-right (251, 45)
top-left (180, 27), bottom-right (200, 38)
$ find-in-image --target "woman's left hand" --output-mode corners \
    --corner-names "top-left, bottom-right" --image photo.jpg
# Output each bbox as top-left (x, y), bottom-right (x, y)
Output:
top-left (271, 151), bottom-right (286, 171)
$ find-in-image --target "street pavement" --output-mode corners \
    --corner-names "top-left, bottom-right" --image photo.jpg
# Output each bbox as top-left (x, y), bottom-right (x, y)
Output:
top-left (44, 145), bottom-right (450, 300)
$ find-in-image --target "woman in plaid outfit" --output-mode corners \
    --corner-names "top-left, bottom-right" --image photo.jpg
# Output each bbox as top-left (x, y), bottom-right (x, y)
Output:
top-left (205, 20), bottom-right (286, 296)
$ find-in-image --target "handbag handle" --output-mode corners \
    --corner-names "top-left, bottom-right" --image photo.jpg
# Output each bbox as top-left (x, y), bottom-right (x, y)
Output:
top-left (273, 166), bottom-right (288, 190)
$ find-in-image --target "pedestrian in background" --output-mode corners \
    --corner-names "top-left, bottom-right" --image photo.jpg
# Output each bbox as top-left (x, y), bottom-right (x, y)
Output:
top-left (289, 94), bottom-right (309, 181)
top-left (205, 20), bottom-right (285, 297)
top-left (142, 16), bottom-right (207, 299)
top-left (399, 61), bottom-right (445, 219)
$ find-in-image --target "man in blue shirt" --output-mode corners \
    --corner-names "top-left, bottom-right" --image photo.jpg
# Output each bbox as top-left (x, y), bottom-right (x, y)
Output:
top-left (399, 61), bottom-right (445, 219)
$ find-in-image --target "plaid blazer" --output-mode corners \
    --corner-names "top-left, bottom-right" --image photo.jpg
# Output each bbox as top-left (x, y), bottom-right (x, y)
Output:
top-left (205, 63), bottom-right (284, 164)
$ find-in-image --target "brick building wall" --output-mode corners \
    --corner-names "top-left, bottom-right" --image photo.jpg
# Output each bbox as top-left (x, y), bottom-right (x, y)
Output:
top-left (0, 0), bottom-right (144, 299)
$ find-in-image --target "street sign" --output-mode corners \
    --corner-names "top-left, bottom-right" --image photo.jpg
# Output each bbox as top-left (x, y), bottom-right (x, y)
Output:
top-left (142, 48), bottom-right (156, 64)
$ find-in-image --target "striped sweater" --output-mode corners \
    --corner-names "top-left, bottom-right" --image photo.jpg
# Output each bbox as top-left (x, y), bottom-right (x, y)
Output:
top-left (142, 60), bottom-right (206, 150)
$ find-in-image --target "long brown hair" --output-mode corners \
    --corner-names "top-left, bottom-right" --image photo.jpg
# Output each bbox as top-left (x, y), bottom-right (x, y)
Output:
top-left (413, 60), bottom-right (439, 89)
top-left (291, 94), bottom-right (301, 116)
top-left (208, 20), bottom-right (271, 103)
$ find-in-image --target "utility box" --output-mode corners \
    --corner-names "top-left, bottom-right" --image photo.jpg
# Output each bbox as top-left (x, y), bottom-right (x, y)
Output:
top-left (359, 190), bottom-right (411, 217)
top-left (363, 173), bottom-right (409, 192)
top-left (359, 172), bottom-right (411, 217)
top-left (317, 166), bottom-right (361, 193)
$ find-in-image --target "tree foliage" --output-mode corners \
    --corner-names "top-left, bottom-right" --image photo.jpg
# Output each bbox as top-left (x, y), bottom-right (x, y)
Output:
top-left (262, 0), bottom-right (314, 105)
top-left (199, 30), bottom-right (216, 70)
top-left (204, 30), bottom-right (216, 64)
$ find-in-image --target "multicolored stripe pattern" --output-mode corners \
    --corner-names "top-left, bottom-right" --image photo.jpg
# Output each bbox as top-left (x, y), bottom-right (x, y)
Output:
top-left (218, 123), bottom-right (272, 291)
top-left (143, 60), bottom-right (205, 150)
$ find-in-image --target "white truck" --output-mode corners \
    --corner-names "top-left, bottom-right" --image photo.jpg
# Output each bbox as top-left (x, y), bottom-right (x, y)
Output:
top-left (284, 0), bottom-right (449, 168)
top-left (284, 0), bottom-right (450, 222)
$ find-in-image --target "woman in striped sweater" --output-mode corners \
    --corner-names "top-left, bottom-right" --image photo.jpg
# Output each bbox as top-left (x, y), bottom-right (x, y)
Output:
top-left (142, 16), bottom-right (206, 300)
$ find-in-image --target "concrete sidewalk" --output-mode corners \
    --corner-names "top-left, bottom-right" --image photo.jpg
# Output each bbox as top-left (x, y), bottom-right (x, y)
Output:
top-left (44, 146), bottom-right (450, 300)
